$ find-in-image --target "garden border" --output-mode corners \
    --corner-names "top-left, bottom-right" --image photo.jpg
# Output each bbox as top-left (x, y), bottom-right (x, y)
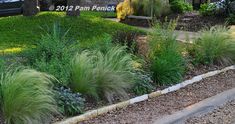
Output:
top-left (55, 65), bottom-right (235, 124)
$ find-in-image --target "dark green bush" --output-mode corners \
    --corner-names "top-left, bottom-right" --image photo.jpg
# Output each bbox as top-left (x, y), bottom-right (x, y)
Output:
top-left (170, 0), bottom-right (193, 13)
top-left (151, 48), bottom-right (185, 85)
top-left (55, 86), bottom-right (85, 116)
top-left (149, 21), bottom-right (186, 85)
top-left (226, 14), bottom-right (235, 24)
top-left (199, 3), bottom-right (216, 16)
top-left (189, 26), bottom-right (235, 65)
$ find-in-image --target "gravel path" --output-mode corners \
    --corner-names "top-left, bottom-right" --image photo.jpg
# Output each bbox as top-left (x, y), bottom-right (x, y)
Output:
top-left (186, 100), bottom-right (235, 124)
top-left (82, 70), bottom-right (235, 124)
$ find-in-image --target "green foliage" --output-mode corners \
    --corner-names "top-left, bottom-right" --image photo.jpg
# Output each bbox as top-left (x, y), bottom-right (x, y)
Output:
top-left (88, 34), bottom-right (114, 53)
top-left (199, 3), bottom-right (216, 16)
top-left (149, 20), bottom-right (186, 85)
top-left (131, 0), bottom-right (171, 17)
top-left (132, 70), bottom-right (154, 95)
top-left (0, 59), bottom-right (5, 73)
top-left (226, 14), bottom-right (235, 24)
top-left (70, 46), bottom-right (135, 103)
top-left (0, 12), bottom-right (142, 50)
top-left (151, 48), bottom-right (185, 85)
top-left (170, 0), bottom-right (193, 13)
top-left (149, 19), bottom-right (178, 58)
top-left (34, 55), bottom-right (71, 86)
top-left (24, 23), bottom-right (76, 85)
top-left (189, 26), bottom-right (235, 65)
top-left (0, 68), bottom-right (57, 124)
top-left (55, 86), bottom-right (84, 116)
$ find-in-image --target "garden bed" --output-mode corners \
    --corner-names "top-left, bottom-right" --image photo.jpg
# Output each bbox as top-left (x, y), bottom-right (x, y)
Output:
top-left (0, 10), bottom-right (235, 124)
top-left (81, 63), bottom-right (230, 112)
top-left (121, 12), bottom-right (226, 32)
top-left (82, 70), bottom-right (235, 124)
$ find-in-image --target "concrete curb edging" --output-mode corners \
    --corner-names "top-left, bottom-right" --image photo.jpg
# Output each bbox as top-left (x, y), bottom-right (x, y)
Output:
top-left (55, 65), bottom-right (235, 124)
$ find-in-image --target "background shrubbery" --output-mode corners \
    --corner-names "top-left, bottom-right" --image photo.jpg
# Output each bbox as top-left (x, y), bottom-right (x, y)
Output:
top-left (131, 0), bottom-right (171, 17)
top-left (226, 14), bottom-right (235, 24)
top-left (199, 3), bottom-right (217, 16)
top-left (170, 0), bottom-right (193, 13)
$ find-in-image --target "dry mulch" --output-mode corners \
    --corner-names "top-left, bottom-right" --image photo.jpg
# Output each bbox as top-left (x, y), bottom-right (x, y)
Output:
top-left (81, 70), bottom-right (235, 124)
top-left (186, 100), bottom-right (235, 124)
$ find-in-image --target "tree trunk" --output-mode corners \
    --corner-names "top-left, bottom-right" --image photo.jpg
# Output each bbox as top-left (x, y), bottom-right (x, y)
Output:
top-left (23, 0), bottom-right (40, 16)
top-left (66, 0), bottom-right (81, 16)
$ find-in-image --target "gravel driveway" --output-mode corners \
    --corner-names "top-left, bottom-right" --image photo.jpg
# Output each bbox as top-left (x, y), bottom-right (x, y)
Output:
top-left (186, 100), bottom-right (235, 124)
top-left (82, 70), bottom-right (235, 124)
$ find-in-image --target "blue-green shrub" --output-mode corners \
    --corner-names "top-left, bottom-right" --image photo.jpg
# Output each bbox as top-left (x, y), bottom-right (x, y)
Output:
top-left (132, 70), bottom-right (154, 95)
top-left (55, 86), bottom-right (85, 116)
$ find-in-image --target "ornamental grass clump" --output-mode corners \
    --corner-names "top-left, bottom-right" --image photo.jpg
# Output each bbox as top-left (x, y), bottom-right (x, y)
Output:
top-left (24, 23), bottom-right (76, 85)
top-left (189, 26), bottom-right (235, 65)
top-left (70, 46), bottom-right (135, 103)
top-left (149, 20), bottom-right (186, 85)
top-left (0, 69), bottom-right (57, 124)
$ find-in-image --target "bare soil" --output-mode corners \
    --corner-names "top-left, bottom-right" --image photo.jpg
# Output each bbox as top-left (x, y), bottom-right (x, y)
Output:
top-left (82, 70), bottom-right (235, 124)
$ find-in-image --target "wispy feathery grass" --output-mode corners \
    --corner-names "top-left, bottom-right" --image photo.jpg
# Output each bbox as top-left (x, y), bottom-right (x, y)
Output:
top-left (189, 26), bottom-right (235, 65)
top-left (71, 46), bottom-right (135, 103)
top-left (0, 68), bottom-right (58, 124)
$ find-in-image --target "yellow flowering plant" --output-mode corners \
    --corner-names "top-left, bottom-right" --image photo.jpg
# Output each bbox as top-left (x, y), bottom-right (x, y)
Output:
top-left (116, 0), bottom-right (134, 20)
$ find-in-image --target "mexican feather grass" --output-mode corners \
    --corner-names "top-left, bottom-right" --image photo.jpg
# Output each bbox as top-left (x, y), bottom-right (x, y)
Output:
top-left (71, 46), bottom-right (135, 103)
top-left (0, 69), bottom-right (58, 124)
